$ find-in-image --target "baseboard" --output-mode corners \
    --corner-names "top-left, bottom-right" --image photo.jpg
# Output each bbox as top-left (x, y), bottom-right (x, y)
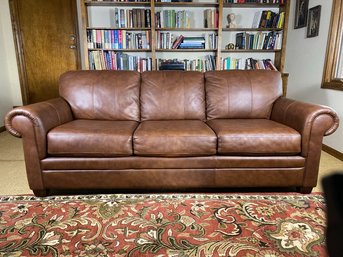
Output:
top-left (322, 144), bottom-right (343, 161)
top-left (0, 126), bottom-right (6, 133)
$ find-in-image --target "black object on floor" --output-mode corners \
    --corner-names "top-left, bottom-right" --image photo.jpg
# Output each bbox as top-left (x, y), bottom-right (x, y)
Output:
top-left (322, 173), bottom-right (343, 257)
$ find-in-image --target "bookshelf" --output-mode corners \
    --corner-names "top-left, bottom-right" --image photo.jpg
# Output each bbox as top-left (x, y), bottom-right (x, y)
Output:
top-left (80, 0), bottom-right (290, 76)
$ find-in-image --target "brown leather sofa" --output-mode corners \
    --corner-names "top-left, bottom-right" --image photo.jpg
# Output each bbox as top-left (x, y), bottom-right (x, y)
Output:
top-left (5, 70), bottom-right (339, 196)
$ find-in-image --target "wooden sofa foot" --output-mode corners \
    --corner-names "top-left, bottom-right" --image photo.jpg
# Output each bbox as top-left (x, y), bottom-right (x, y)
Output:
top-left (33, 189), bottom-right (48, 197)
top-left (298, 187), bottom-right (313, 194)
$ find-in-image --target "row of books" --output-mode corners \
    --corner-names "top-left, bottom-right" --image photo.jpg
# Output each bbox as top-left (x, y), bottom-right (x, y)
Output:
top-left (159, 60), bottom-right (185, 70)
top-left (220, 57), bottom-right (277, 70)
top-left (157, 33), bottom-right (217, 49)
top-left (89, 50), bottom-right (153, 71)
top-left (246, 58), bottom-right (277, 70)
top-left (253, 10), bottom-right (284, 29)
top-left (111, 8), bottom-right (282, 30)
top-left (235, 31), bottom-right (282, 50)
top-left (157, 56), bottom-right (216, 71)
top-left (155, 10), bottom-right (192, 28)
top-left (114, 8), bottom-right (151, 28)
top-left (178, 37), bottom-right (205, 49)
top-left (89, 51), bottom-right (276, 71)
top-left (87, 29), bottom-right (150, 49)
top-left (204, 9), bottom-right (218, 29)
top-left (224, 0), bottom-right (286, 3)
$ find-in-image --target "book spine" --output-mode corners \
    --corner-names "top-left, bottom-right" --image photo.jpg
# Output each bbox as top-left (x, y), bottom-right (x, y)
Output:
top-left (114, 30), bottom-right (119, 49)
top-left (119, 30), bottom-right (123, 49)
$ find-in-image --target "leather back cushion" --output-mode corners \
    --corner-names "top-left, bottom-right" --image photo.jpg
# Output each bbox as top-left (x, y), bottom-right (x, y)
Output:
top-left (205, 70), bottom-right (282, 119)
top-left (59, 71), bottom-right (140, 121)
top-left (141, 71), bottom-right (206, 121)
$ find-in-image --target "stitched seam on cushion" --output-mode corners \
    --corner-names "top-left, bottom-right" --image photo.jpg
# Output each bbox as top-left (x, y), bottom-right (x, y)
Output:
top-left (221, 135), bottom-right (300, 138)
top-left (92, 80), bottom-right (95, 116)
top-left (248, 71), bottom-right (253, 117)
top-left (183, 76), bottom-right (186, 118)
top-left (226, 76), bottom-right (230, 117)
top-left (46, 101), bottom-right (61, 124)
top-left (49, 152), bottom-right (129, 154)
top-left (137, 136), bottom-right (216, 138)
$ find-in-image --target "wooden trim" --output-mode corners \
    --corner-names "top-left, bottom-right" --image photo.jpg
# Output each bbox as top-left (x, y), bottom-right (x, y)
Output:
top-left (0, 126), bottom-right (6, 133)
top-left (322, 144), bottom-right (343, 161)
top-left (221, 49), bottom-right (281, 53)
top-left (71, 0), bottom-right (82, 70)
top-left (322, 0), bottom-right (343, 91)
top-left (90, 49), bottom-right (152, 52)
top-left (86, 1), bottom-right (151, 7)
top-left (81, 0), bottom-right (90, 69)
top-left (155, 2), bottom-right (218, 7)
top-left (322, 81), bottom-right (343, 91)
top-left (156, 49), bottom-right (216, 52)
top-left (274, 0), bottom-right (289, 73)
top-left (216, 0), bottom-right (223, 70)
top-left (223, 3), bottom-right (282, 8)
top-left (156, 28), bottom-right (218, 31)
top-left (9, 0), bottom-right (29, 105)
top-left (222, 28), bottom-right (282, 32)
top-left (281, 72), bottom-right (289, 96)
top-left (150, 0), bottom-right (156, 70)
top-left (90, 27), bottom-right (151, 30)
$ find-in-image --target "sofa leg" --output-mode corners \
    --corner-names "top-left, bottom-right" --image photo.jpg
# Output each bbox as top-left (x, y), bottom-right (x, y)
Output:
top-left (298, 187), bottom-right (313, 194)
top-left (33, 189), bottom-right (48, 197)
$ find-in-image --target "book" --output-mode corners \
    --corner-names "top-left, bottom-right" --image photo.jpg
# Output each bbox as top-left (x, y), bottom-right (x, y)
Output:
top-left (235, 32), bottom-right (245, 49)
top-left (171, 35), bottom-right (184, 49)
top-left (182, 37), bottom-right (206, 43)
top-left (252, 11), bottom-right (262, 28)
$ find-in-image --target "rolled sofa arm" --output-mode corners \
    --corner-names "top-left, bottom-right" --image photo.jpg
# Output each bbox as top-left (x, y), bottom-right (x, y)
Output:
top-left (271, 97), bottom-right (339, 156)
top-left (5, 98), bottom-right (73, 157)
top-left (271, 97), bottom-right (339, 189)
top-left (4, 98), bottom-right (73, 192)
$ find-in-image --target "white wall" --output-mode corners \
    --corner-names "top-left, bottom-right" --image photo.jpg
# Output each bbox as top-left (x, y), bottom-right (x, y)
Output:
top-left (285, 0), bottom-right (343, 153)
top-left (0, 0), bottom-right (22, 127)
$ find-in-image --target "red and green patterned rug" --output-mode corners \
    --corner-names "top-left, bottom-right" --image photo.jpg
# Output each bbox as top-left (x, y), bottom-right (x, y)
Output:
top-left (0, 193), bottom-right (327, 256)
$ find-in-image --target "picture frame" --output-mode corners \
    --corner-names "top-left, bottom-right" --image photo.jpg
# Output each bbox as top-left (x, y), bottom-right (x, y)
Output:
top-left (307, 5), bottom-right (321, 38)
top-left (294, 0), bottom-right (308, 29)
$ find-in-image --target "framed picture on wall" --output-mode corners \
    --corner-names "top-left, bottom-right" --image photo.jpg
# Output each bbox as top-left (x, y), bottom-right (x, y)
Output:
top-left (307, 5), bottom-right (321, 38)
top-left (294, 0), bottom-right (308, 29)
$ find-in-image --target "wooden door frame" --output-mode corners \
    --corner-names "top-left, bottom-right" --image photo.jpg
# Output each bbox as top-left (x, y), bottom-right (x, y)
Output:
top-left (9, 0), bottom-right (81, 105)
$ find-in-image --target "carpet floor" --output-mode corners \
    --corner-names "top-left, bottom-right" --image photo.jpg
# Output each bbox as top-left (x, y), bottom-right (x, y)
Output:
top-left (0, 193), bottom-right (327, 257)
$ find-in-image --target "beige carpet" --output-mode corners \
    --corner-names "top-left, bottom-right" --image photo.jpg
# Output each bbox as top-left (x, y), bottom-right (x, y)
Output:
top-left (0, 131), bottom-right (342, 195)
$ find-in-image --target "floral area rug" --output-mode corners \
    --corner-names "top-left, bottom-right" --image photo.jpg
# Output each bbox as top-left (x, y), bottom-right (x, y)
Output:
top-left (0, 193), bottom-right (327, 257)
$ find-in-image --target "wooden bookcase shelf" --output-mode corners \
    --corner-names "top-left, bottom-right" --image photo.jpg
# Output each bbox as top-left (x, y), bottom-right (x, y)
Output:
top-left (84, 1), bottom-right (151, 6)
top-left (223, 3), bottom-right (283, 8)
top-left (89, 49), bottom-right (151, 52)
top-left (221, 49), bottom-right (281, 53)
top-left (156, 28), bottom-right (219, 31)
top-left (81, 0), bottom-right (290, 74)
top-left (87, 27), bottom-right (152, 30)
top-left (156, 49), bottom-right (217, 52)
top-left (222, 28), bottom-right (282, 31)
top-left (155, 2), bottom-right (219, 7)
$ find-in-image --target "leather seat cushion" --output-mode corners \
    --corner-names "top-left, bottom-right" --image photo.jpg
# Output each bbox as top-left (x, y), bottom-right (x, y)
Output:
top-left (133, 120), bottom-right (217, 157)
top-left (48, 120), bottom-right (139, 157)
top-left (207, 119), bottom-right (301, 155)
